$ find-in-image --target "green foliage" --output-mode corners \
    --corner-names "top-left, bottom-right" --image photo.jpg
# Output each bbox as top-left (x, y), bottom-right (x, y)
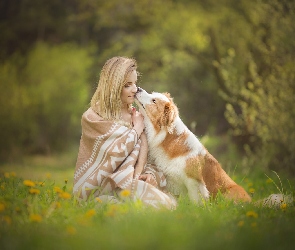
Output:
top-left (0, 42), bottom-right (92, 158)
top-left (0, 55), bottom-right (28, 158)
top-left (1, 0), bottom-right (294, 174)
top-left (213, 0), bottom-right (295, 173)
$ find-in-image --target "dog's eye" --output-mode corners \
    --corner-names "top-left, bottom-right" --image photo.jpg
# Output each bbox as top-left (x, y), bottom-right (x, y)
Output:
top-left (152, 99), bottom-right (156, 104)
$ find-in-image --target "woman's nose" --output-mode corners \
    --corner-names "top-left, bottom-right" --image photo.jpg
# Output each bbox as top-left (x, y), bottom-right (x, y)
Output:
top-left (132, 84), bottom-right (138, 92)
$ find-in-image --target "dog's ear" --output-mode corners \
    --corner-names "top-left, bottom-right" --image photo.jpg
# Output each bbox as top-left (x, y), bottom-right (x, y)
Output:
top-left (163, 92), bottom-right (171, 98)
top-left (163, 102), bottom-right (177, 134)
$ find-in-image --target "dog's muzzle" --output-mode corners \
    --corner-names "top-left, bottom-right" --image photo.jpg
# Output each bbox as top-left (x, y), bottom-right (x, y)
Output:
top-left (137, 87), bottom-right (143, 93)
top-left (135, 87), bottom-right (145, 109)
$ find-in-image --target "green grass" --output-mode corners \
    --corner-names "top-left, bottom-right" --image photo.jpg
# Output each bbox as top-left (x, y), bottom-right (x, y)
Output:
top-left (1, 148), bottom-right (295, 250)
top-left (0, 147), bottom-right (77, 188)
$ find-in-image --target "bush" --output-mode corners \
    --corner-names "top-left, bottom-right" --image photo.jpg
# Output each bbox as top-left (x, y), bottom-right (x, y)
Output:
top-left (0, 42), bottom-right (93, 160)
top-left (212, 1), bottom-right (295, 173)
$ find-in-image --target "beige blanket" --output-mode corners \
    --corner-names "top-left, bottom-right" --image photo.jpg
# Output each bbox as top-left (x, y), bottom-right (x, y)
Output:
top-left (73, 108), bottom-right (176, 209)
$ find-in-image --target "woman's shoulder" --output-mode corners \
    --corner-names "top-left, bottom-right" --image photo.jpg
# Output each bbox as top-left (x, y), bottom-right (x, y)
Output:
top-left (83, 107), bottom-right (104, 122)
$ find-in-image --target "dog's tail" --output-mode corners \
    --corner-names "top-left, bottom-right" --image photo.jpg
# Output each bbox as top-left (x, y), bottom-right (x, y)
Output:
top-left (254, 193), bottom-right (294, 208)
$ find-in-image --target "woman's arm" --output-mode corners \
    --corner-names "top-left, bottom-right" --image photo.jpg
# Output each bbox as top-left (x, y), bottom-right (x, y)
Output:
top-left (131, 108), bottom-right (145, 139)
top-left (134, 132), bottom-right (148, 179)
top-left (136, 133), bottom-right (158, 187)
top-left (131, 107), bottom-right (146, 179)
top-left (131, 108), bottom-right (157, 185)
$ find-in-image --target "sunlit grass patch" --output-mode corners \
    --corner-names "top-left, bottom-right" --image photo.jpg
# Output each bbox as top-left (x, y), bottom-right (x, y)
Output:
top-left (0, 167), bottom-right (295, 250)
top-left (0, 147), bottom-right (77, 187)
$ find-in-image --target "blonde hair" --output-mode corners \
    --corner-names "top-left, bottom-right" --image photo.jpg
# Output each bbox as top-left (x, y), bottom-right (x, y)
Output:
top-left (91, 56), bottom-right (137, 120)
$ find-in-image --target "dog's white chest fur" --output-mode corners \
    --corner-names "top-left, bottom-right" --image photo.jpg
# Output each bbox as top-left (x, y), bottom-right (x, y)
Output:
top-left (145, 118), bottom-right (206, 197)
top-left (148, 142), bottom-right (187, 195)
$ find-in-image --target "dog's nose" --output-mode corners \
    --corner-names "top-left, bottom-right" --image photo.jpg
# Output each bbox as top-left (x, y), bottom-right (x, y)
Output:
top-left (137, 87), bottom-right (143, 93)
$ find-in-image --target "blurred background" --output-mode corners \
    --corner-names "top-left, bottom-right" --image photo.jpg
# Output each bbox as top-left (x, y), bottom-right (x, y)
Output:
top-left (0, 0), bottom-right (294, 175)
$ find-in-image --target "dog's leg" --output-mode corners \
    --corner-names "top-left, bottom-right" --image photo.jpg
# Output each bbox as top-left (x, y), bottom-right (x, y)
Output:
top-left (185, 178), bottom-right (209, 204)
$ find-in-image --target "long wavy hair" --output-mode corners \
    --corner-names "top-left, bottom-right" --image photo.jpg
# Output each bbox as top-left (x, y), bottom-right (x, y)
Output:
top-left (91, 56), bottom-right (137, 120)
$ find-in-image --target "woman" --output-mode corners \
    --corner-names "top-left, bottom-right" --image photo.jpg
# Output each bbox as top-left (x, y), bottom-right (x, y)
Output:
top-left (73, 56), bottom-right (176, 209)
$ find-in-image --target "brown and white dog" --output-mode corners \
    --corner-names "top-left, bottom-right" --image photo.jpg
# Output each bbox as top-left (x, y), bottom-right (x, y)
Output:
top-left (135, 87), bottom-right (251, 204)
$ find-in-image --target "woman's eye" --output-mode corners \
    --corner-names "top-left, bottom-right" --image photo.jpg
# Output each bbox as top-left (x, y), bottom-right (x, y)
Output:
top-left (125, 83), bottom-right (136, 88)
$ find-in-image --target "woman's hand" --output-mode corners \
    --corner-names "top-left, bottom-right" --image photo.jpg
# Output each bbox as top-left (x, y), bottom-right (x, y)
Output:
top-left (138, 173), bottom-right (157, 187)
top-left (131, 108), bottom-right (145, 136)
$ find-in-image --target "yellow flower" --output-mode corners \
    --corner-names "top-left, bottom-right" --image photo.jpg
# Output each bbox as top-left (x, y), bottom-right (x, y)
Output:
top-left (249, 188), bottom-right (255, 194)
top-left (10, 172), bottom-right (16, 177)
top-left (4, 172), bottom-right (15, 178)
top-left (266, 179), bottom-right (273, 184)
top-left (85, 209), bottom-right (96, 218)
top-left (0, 203), bottom-right (5, 212)
top-left (133, 199), bottom-right (143, 209)
top-left (59, 191), bottom-right (71, 199)
top-left (105, 204), bottom-right (119, 217)
top-left (281, 203), bottom-right (287, 210)
top-left (246, 211), bottom-right (258, 218)
top-left (64, 179), bottom-right (68, 184)
top-left (23, 180), bottom-right (35, 187)
top-left (95, 197), bottom-right (102, 203)
top-left (15, 207), bottom-right (21, 213)
top-left (38, 182), bottom-right (45, 187)
top-left (30, 214), bottom-right (42, 222)
top-left (53, 201), bottom-right (61, 209)
top-left (3, 215), bottom-right (12, 225)
top-left (29, 188), bottom-right (40, 195)
top-left (54, 186), bottom-right (63, 193)
top-left (66, 226), bottom-right (77, 235)
top-left (120, 189), bottom-right (131, 198)
top-left (238, 220), bottom-right (244, 227)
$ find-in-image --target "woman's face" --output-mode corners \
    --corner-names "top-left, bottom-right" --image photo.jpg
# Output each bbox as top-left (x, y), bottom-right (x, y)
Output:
top-left (120, 70), bottom-right (138, 106)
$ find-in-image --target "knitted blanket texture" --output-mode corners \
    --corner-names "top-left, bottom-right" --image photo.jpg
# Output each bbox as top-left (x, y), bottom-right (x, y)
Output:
top-left (73, 108), bottom-right (175, 209)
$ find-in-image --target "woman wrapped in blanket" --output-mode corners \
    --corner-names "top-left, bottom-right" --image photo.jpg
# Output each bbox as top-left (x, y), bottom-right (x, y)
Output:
top-left (73, 57), bottom-right (176, 209)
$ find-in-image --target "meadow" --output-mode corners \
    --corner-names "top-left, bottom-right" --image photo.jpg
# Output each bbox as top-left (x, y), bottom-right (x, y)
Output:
top-left (0, 146), bottom-right (295, 250)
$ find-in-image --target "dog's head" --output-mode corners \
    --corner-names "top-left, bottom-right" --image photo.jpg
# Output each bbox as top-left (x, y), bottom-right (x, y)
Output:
top-left (135, 87), bottom-right (178, 133)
